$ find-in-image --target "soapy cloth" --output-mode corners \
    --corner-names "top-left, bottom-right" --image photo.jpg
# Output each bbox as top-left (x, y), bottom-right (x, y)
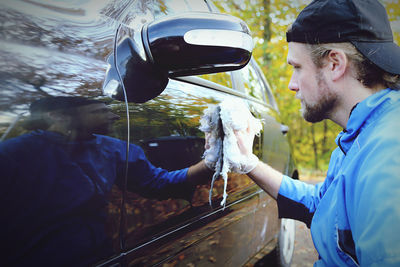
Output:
top-left (199, 98), bottom-right (262, 208)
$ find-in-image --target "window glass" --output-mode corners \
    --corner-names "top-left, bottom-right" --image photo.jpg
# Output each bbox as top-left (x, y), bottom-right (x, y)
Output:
top-left (239, 63), bottom-right (266, 102)
top-left (153, 0), bottom-right (210, 18)
top-left (198, 72), bottom-right (233, 88)
top-left (184, 0), bottom-right (210, 11)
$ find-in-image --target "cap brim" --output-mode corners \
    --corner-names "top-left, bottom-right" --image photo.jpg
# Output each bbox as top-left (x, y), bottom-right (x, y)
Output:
top-left (352, 41), bottom-right (400, 75)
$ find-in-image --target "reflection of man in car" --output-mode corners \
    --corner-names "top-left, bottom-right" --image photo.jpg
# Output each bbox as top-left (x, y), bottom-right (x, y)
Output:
top-left (28, 96), bottom-right (121, 141)
top-left (0, 96), bottom-right (211, 266)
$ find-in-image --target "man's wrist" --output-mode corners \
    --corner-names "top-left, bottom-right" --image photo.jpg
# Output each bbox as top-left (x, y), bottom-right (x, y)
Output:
top-left (240, 154), bottom-right (259, 174)
top-left (204, 158), bottom-right (216, 171)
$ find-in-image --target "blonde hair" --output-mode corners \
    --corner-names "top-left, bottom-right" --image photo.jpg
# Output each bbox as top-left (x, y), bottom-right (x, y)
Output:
top-left (305, 42), bottom-right (400, 90)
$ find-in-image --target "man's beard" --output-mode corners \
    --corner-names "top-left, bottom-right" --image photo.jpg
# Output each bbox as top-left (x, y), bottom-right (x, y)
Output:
top-left (72, 121), bottom-right (114, 139)
top-left (301, 74), bottom-right (337, 123)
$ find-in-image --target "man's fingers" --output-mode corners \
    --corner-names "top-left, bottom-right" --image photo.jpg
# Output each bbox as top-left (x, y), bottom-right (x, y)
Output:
top-left (234, 130), bottom-right (251, 155)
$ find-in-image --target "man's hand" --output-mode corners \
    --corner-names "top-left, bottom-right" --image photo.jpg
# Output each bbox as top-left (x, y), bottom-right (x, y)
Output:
top-left (235, 120), bottom-right (283, 198)
top-left (233, 121), bottom-right (259, 174)
top-left (234, 120), bottom-right (255, 158)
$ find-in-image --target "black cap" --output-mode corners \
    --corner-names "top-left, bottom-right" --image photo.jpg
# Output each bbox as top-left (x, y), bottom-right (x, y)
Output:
top-left (286, 0), bottom-right (400, 75)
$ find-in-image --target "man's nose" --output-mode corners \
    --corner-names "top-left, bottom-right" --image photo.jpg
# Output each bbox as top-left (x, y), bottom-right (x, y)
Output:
top-left (288, 76), bottom-right (298, 92)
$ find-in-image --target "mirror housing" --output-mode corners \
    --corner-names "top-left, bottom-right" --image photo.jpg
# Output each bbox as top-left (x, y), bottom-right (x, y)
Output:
top-left (103, 12), bottom-right (253, 103)
top-left (103, 38), bottom-right (168, 103)
top-left (142, 12), bottom-right (253, 77)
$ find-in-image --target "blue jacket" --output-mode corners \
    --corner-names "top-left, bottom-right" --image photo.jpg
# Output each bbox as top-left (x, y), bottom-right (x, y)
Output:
top-left (0, 130), bottom-right (192, 266)
top-left (278, 89), bottom-right (400, 266)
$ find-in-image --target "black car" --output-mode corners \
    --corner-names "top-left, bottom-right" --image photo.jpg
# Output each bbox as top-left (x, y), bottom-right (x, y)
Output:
top-left (0, 0), bottom-right (298, 266)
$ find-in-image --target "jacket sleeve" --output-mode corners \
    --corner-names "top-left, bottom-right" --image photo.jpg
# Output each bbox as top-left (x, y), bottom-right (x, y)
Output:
top-left (126, 143), bottom-right (195, 201)
top-left (277, 175), bottom-right (325, 228)
top-left (277, 147), bottom-right (342, 227)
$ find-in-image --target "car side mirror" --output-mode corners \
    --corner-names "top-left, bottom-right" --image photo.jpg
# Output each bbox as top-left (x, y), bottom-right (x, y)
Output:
top-left (103, 12), bottom-right (253, 103)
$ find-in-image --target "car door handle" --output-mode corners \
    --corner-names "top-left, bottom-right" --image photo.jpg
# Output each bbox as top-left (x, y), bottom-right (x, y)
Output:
top-left (281, 124), bottom-right (289, 135)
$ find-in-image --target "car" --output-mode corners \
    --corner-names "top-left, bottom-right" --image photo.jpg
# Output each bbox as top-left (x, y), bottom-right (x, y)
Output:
top-left (0, 0), bottom-right (298, 266)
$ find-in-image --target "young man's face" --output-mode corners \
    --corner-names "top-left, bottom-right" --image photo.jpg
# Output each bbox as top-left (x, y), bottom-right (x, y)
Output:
top-left (74, 103), bottom-right (120, 135)
top-left (287, 42), bottom-right (338, 123)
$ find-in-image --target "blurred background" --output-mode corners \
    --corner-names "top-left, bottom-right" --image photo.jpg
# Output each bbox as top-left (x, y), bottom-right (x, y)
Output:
top-left (213, 0), bottom-right (400, 180)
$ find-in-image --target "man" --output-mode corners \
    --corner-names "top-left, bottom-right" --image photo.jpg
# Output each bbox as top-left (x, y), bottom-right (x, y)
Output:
top-left (0, 96), bottom-right (211, 266)
top-left (235, 0), bottom-right (400, 265)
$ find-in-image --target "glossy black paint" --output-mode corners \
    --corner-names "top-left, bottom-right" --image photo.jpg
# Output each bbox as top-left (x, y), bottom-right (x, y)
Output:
top-left (143, 136), bottom-right (205, 170)
top-left (104, 37), bottom-right (168, 103)
top-left (0, 0), bottom-right (297, 266)
top-left (143, 12), bottom-right (252, 76)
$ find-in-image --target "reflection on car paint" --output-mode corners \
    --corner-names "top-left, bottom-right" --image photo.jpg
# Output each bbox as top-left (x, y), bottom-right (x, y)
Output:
top-left (0, 0), bottom-right (296, 266)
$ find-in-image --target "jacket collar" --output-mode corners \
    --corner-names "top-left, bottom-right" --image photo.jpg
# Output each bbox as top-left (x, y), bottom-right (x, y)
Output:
top-left (335, 88), bottom-right (396, 154)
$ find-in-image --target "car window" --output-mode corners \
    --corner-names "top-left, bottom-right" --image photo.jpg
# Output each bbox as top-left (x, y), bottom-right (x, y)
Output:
top-left (252, 60), bottom-right (280, 110)
top-left (236, 61), bottom-right (267, 103)
top-left (198, 72), bottom-right (233, 88)
top-left (105, 0), bottom-right (210, 25)
top-left (159, 0), bottom-right (210, 14)
top-left (104, 0), bottom-right (205, 26)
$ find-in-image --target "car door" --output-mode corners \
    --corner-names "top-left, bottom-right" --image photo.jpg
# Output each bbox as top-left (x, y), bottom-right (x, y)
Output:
top-left (232, 58), bottom-right (294, 253)
top-left (102, 1), bottom-right (265, 265)
top-left (108, 1), bottom-right (284, 266)
top-left (121, 74), bottom-right (264, 266)
top-left (234, 59), bottom-right (291, 173)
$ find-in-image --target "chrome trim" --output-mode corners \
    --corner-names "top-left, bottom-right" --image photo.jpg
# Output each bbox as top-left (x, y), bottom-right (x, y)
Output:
top-left (172, 76), bottom-right (274, 109)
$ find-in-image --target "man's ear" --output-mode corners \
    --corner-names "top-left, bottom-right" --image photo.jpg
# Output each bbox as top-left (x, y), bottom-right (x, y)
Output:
top-left (326, 49), bottom-right (348, 81)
